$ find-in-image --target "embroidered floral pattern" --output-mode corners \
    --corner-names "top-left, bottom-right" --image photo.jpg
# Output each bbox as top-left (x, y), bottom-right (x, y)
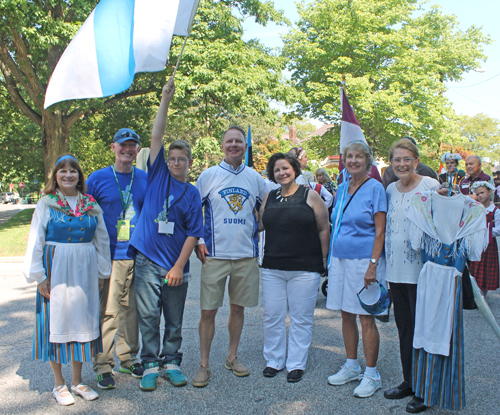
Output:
top-left (45, 192), bottom-right (98, 217)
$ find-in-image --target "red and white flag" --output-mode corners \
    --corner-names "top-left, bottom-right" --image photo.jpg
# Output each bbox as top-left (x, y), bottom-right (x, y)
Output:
top-left (439, 162), bottom-right (447, 175)
top-left (338, 89), bottom-right (382, 183)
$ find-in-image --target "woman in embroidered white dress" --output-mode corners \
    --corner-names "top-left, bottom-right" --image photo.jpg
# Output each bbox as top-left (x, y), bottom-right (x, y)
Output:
top-left (383, 139), bottom-right (439, 412)
top-left (23, 154), bottom-right (111, 406)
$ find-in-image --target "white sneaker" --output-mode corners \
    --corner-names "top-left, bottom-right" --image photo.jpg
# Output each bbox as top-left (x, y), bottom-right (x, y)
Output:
top-left (71, 384), bottom-right (99, 401)
top-left (52, 385), bottom-right (75, 406)
top-left (353, 374), bottom-right (382, 398)
top-left (327, 363), bottom-right (362, 385)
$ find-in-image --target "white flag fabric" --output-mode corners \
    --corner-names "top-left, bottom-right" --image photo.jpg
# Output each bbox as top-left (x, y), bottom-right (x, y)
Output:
top-left (44, 0), bottom-right (199, 109)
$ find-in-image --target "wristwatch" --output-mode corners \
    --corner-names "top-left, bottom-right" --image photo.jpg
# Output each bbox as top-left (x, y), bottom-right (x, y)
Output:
top-left (369, 258), bottom-right (379, 266)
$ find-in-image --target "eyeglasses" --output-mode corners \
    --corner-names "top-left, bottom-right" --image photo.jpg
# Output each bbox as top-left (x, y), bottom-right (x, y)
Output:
top-left (392, 157), bottom-right (415, 165)
top-left (167, 157), bottom-right (189, 164)
top-left (117, 131), bottom-right (140, 140)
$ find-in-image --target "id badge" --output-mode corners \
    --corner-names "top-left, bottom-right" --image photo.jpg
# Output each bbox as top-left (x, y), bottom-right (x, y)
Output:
top-left (117, 219), bottom-right (130, 241)
top-left (159, 221), bottom-right (175, 235)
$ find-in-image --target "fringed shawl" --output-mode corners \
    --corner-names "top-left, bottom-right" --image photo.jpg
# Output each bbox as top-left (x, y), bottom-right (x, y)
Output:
top-left (407, 191), bottom-right (487, 262)
top-left (41, 190), bottom-right (102, 217)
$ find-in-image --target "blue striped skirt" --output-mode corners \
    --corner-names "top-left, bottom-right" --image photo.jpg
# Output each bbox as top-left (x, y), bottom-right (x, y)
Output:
top-left (412, 275), bottom-right (465, 410)
top-left (32, 244), bottom-right (102, 364)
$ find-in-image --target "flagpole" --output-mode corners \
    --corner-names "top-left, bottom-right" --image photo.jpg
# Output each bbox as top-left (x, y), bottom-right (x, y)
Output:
top-left (172, 34), bottom-right (190, 78)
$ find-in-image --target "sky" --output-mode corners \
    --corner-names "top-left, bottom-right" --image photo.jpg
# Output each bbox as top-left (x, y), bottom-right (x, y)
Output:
top-left (241, 0), bottom-right (500, 121)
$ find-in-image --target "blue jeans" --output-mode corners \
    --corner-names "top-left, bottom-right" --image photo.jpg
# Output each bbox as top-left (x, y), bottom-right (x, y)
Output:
top-left (134, 252), bottom-right (188, 365)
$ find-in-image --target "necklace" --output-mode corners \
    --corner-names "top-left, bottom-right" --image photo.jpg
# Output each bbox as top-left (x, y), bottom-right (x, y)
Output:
top-left (276, 186), bottom-right (298, 203)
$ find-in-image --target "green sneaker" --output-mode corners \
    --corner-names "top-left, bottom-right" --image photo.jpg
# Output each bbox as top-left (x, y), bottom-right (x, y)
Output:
top-left (163, 359), bottom-right (187, 387)
top-left (97, 372), bottom-right (115, 389)
top-left (119, 363), bottom-right (144, 378)
top-left (140, 362), bottom-right (159, 391)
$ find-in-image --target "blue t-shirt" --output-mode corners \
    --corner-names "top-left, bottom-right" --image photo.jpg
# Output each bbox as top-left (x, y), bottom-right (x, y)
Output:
top-left (86, 166), bottom-right (147, 260)
top-left (330, 178), bottom-right (387, 259)
top-left (129, 147), bottom-right (203, 273)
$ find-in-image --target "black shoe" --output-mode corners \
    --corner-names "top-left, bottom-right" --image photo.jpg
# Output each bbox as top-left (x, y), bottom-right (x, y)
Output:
top-left (287, 369), bottom-right (304, 383)
top-left (263, 367), bottom-right (281, 377)
top-left (406, 396), bottom-right (427, 413)
top-left (384, 382), bottom-right (414, 399)
top-left (97, 372), bottom-right (115, 389)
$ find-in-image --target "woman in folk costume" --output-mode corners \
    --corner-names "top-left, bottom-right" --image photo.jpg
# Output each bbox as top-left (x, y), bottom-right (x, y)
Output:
top-left (23, 154), bottom-right (111, 406)
top-left (439, 153), bottom-right (465, 188)
top-left (469, 181), bottom-right (500, 297)
top-left (406, 188), bottom-right (487, 411)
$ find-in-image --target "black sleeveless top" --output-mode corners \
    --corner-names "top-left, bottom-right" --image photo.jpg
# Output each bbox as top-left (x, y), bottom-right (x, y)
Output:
top-left (262, 186), bottom-right (323, 272)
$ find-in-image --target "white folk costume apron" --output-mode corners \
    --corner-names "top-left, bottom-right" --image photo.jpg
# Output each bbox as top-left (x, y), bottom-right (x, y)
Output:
top-left (407, 191), bottom-right (487, 410)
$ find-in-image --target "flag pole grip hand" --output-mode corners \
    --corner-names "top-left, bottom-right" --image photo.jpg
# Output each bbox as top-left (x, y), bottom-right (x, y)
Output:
top-left (163, 77), bottom-right (176, 102)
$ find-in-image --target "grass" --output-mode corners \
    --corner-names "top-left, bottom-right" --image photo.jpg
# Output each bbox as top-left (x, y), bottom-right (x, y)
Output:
top-left (0, 208), bottom-right (35, 257)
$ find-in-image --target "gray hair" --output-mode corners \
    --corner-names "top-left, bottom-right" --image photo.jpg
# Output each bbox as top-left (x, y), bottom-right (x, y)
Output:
top-left (466, 155), bottom-right (481, 164)
top-left (302, 171), bottom-right (315, 182)
top-left (315, 167), bottom-right (332, 182)
top-left (342, 141), bottom-right (374, 172)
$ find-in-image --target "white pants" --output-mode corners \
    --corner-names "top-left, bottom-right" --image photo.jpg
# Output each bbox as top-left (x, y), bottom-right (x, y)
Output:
top-left (261, 269), bottom-right (320, 372)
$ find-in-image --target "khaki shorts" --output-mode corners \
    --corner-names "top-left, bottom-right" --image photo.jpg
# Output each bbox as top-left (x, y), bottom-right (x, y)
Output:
top-left (200, 257), bottom-right (260, 310)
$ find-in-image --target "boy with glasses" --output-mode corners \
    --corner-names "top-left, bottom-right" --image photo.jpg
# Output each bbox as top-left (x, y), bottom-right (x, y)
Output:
top-left (130, 78), bottom-right (203, 391)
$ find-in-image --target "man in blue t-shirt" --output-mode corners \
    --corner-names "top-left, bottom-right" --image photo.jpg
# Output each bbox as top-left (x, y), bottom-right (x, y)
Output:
top-left (129, 78), bottom-right (203, 392)
top-left (86, 128), bottom-right (148, 389)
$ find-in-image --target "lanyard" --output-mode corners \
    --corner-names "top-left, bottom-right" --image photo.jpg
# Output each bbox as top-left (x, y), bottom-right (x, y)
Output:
top-left (112, 166), bottom-right (134, 219)
top-left (165, 173), bottom-right (189, 221)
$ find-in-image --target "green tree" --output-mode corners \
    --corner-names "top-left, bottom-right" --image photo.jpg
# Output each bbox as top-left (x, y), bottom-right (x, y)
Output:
top-left (458, 114), bottom-right (500, 166)
top-left (282, 0), bottom-right (490, 159)
top-left (0, 0), bottom-right (296, 181)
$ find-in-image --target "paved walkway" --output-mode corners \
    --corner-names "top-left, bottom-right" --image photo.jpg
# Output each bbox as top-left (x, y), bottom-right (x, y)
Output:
top-left (1, 257), bottom-right (499, 414)
top-left (0, 203), bottom-right (35, 226)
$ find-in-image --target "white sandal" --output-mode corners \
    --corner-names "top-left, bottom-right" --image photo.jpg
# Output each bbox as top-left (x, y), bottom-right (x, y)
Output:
top-left (71, 383), bottom-right (99, 401)
top-left (52, 385), bottom-right (75, 406)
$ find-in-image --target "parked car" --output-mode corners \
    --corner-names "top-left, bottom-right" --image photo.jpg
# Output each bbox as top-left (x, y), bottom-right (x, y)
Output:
top-left (1, 192), bottom-right (16, 204)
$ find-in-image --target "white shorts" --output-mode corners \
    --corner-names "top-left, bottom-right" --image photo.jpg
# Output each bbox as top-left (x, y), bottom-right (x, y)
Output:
top-left (326, 257), bottom-right (387, 315)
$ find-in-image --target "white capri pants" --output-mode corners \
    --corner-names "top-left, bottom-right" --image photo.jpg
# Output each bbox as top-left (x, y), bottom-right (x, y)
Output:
top-left (261, 268), bottom-right (320, 372)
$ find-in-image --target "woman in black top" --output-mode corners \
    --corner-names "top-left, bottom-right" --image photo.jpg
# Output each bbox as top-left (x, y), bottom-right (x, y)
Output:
top-left (258, 153), bottom-right (330, 383)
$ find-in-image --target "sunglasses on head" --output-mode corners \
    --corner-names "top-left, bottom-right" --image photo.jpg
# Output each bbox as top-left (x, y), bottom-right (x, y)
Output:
top-left (118, 131), bottom-right (140, 140)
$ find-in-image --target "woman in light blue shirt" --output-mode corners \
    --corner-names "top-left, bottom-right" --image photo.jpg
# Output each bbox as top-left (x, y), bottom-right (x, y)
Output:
top-left (326, 141), bottom-right (387, 399)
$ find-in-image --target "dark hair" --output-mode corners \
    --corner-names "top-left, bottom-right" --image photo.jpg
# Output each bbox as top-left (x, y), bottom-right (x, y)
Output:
top-left (222, 125), bottom-right (246, 142)
top-left (267, 153), bottom-right (302, 183)
top-left (43, 153), bottom-right (87, 194)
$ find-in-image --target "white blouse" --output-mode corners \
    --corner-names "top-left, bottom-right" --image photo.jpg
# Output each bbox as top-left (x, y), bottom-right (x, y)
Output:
top-left (385, 176), bottom-right (440, 284)
top-left (485, 203), bottom-right (500, 238)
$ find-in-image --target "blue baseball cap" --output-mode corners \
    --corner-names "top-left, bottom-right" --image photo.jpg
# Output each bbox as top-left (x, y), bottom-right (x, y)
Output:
top-left (113, 128), bottom-right (140, 144)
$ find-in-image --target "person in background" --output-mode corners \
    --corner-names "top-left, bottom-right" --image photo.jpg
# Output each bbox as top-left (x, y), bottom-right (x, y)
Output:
top-left (316, 167), bottom-right (337, 196)
top-left (258, 153), bottom-right (329, 383)
top-left (23, 154), bottom-right (111, 405)
top-left (302, 171), bottom-right (333, 208)
top-left (87, 128), bottom-right (147, 389)
top-left (460, 155), bottom-right (494, 197)
top-left (288, 146), bottom-right (309, 186)
top-left (493, 169), bottom-right (500, 207)
top-left (129, 78), bottom-right (204, 391)
top-left (382, 137), bottom-right (438, 189)
top-left (469, 181), bottom-right (500, 297)
top-left (438, 153), bottom-right (465, 188)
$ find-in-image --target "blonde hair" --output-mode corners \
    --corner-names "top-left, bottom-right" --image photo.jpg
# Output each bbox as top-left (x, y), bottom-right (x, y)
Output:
top-left (342, 141), bottom-right (373, 172)
top-left (389, 138), bottom-right (419, 160)
top-left (315, 168), bottom-right (332, 182)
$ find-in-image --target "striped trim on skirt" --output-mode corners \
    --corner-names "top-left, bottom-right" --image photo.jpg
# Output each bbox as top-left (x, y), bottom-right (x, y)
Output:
top-left (412, 275), bottom-right (465, 410)
top-left (32, 244), bottom-right (102, 364)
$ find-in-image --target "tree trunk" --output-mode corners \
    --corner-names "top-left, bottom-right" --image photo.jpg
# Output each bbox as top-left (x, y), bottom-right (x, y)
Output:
top-left (41, 109), bottom-right (70, 182)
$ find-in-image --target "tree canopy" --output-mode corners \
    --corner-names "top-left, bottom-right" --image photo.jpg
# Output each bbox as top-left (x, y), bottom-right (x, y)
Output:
top-left (282, 0), bottom-right (491, 159)
top-left (0, 0), bottom-right (297, 181)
